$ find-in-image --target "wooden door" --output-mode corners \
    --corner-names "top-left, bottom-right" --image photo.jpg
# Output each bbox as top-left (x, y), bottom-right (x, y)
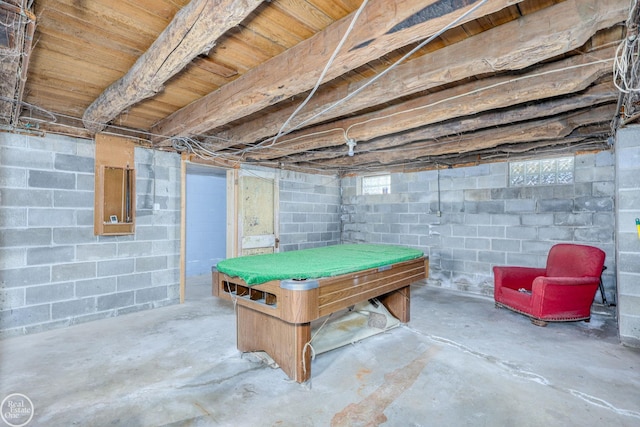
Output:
top-left (233, 169), bottom-right (279, 256)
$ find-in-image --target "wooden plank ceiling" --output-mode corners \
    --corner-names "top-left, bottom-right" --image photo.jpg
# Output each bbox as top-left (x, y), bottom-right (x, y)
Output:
top-left (0, 0), bottom-right (634, 173)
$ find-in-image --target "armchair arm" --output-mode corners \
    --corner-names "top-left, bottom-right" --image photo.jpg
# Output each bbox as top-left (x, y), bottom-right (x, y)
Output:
top-left (493, 266), bottom-right (547, 291)
top-left (530, 276), bottom-right (600, 318)
top-left (532, 276), bottom-right (600, 288)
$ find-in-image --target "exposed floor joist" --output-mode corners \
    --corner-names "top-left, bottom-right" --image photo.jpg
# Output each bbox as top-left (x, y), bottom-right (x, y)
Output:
top-left (82, 0), bottom-right (263, 132)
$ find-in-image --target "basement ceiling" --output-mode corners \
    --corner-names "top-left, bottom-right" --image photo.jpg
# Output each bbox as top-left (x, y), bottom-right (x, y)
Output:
top-left (0, 0), bottom-right (637, 173)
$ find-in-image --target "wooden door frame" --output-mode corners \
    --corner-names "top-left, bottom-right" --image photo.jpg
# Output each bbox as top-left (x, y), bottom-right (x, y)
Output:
top-left (179, 157), bottom-right (231, 303)
top-left (179, 162), bottom-right (279, 303)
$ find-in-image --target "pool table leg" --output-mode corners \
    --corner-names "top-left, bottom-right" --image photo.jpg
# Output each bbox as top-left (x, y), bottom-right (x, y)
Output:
top-left (236, 305), bottom-right (312, 383)
top-left (378, 285), bottom-right (410, 323)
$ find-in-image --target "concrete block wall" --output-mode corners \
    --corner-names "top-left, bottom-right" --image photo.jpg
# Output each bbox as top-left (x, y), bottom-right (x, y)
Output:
top-left (341, 152), bottom-right (616, 299)
top-left (615, 127), bottom-right (640, 347)
top-left (278, 169), bottom-right (341, 251)
top-left (0, 133), bottom-right (180, 337)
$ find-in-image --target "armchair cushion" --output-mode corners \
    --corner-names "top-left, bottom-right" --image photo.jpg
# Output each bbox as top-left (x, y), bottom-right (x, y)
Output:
top-left (493, 244), bottom-right (605, 326)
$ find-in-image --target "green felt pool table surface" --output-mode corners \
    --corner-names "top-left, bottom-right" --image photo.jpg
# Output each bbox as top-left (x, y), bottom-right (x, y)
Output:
top-left (215, 244), bottom-right (424, 285)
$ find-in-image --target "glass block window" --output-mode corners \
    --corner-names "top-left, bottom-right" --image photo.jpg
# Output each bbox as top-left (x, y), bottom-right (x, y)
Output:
top-left (509, 157), bottom-right (574, 187)
top-left (361, 174), bottom-right (391, 195)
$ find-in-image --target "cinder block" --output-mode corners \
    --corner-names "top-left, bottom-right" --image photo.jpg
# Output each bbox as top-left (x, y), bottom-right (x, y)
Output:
top-left (51, 262), bottom-right (96, 282)
top-left (51, 297), bottom-right (96, 319)
top-left (619, 318), bottom-right (640, 348)
top-left (451, 224), bottom-right (477, 237)
top-left (0, 266), bottom-right (51, 287)
top-left (97, 291), bottom-right (134, 311)
top-left (76, 210), bottom-right (94, 226)
top-left (0, 166), bottom-right (27, 187)
top-left (76, 174), bottom-right (94, 191)
top-left (27, 246), bottom-right (74, 265)
top-left (135, 286), bottom-right (167, 304)
top-left (521, 213), bottom-right (554, 226)
top-left (505, 199), bottom-right (535, 213)
top-left (150, 240), bottom-right (178, 258)
top-left (117, 272), bottom-right (153, 291)
top-left (491, 239), bottom-right (521, 252)
top-left (593, 166), bottom-right (614, 182)
top-left (54, 153), bottom-right (93, 173)
top-left (595, 150), bottom-right (614, 166)
top-left (28, 133), bottom-right (77, 154)
top-left (1, 146), bottom-right (53, 169)
top-left (593, 213), bottom-right (614, 228)
top-left (538, 227), bottom-right (574, 241)
top-left (149, 268), bottom-right (177, 286)
top-left (76, 277), bottom-right (117, 297)
top-left (572, 182), bottom-right (591, 197)
top-left (135, 226), bottom-right (169, 241)
top-left (26, 282), bottom-right (74, 304)
top-left (28, 170), bottom-right (75, 189)
top-left (53, 227), bottom-right (96, 245)
top-left (0, 208), bottom-right (27, 228)
top-left (617, 169), bottom-right (640, 190)
top-left (117, 241), bottom-right (153, 257)
top-left (477, 225), bottom-right (505, 238)
top-left (574, 227), bottom-right (613, 243)
top-left (0, 247), bottom-right (25, 269)
top-left (574, 196), bottom-right (613, 212)
top-left (490, 214), bottom-right (521, 226)
top-left (506, 226), bottom-right (537, 240)
top-left (474, 200), bottom-right (505, 214)
top-left (616, 146), bottom-right (640, 170)
top-left (537, 199), bottom-right (573, 212)
top-left (465, 238), bottom-right (490, 250)
top-left (117, 302), bottom-right (152, 316)
top-left (69, 311), bottom-right (115, 326)
top-left (479, 250), bottom-right (506, 264)
top-left (54, 190), bottom-right (93, 208)
top-left (398, 234), bottom-right (419, 246)
top-left (98, 259), bottom-right (135, 277)
top-left (0, 133), bottom-right (27, 148)
top-left (0, 304), bottom-right (50, 329)
top-left (1, 228), bottom-right (52, 247)
top-left (0, 287), bottom-right (25, 308)
top-left (136, 256), bottom-right (167, 272)
top-left (477, 174), bottom-right (507, 189)
top-left (75, 244), bottom-right (118, 261)
top-left (388, 224), bottom-right (407, 235)
top-left (28, 208), bottom-right (75, 227)
top-left (554, 213), bottom-right (592, 227)
top-left (1, 188), bottom-right (52, 207)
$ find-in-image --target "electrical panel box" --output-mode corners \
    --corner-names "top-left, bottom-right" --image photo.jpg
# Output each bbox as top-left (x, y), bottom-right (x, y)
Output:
top-left (94, 134), bottom-right (136, 235)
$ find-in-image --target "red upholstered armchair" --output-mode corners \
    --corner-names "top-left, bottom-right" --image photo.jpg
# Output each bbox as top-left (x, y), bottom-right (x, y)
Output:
top-left (493, 244), bottom-right (606, 326)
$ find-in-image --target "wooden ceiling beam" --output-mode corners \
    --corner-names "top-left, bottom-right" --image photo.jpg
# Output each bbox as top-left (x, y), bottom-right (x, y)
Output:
top-left (82, 0), bottom-right (263, 132)
top-left (150, 0), bottom-right (526, 140)
top-left (217, 0), bottom-right (627, 146)
top-left (282, 82), bottom-right (617, 163)
top-left (309, 104), bottom-right (615, 167)
top-left (245, 47), bottom-right (615, 160)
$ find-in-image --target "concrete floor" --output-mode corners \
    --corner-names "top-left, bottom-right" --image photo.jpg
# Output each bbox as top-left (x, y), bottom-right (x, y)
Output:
top-left (1, 275), bottom-right (639, 427)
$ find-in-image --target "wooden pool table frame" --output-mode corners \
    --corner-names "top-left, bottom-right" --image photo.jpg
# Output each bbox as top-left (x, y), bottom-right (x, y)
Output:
top-left (212, 256), bottom-right (428, 382)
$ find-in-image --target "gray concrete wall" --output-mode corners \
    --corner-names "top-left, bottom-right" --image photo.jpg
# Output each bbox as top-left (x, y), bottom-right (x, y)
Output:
top-left (278, 170), bottom-right (341, 251)
top-left (341, 153), bottom-right (616, 300)
top-left (0, 133), bottom-right (180, 337)
top-left (615, 127), bottom-right (640, 347)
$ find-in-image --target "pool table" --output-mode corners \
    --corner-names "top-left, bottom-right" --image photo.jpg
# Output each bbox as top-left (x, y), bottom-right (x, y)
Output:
top-left (212, 244), bottom-right (428, 382)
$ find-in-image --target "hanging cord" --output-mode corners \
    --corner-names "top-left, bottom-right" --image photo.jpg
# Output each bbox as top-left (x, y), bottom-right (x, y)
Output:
top-left (613, 0), bottom-right (640, 120)
top-left (265, 0), bottom-right (371, 150)
top-left (301, 313), bottom-right (334, 377)
top-left (257, 0), bottom-right (492, 153)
